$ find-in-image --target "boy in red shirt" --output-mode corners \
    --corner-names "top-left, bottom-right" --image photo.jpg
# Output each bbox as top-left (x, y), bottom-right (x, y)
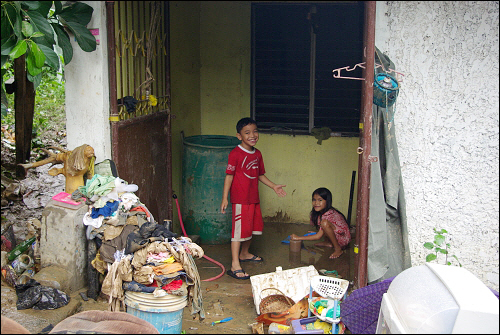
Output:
top-left (220, 118), bottom-right (287, 279)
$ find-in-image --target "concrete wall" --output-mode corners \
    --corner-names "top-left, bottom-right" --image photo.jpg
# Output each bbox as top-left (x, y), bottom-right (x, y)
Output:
top-left (65, 1), bottom-right (111, 162)
top-left (169, 1), bottom-right (202, 227)
top-left (375, 1), bottom-right (499, 291)
top-left (199, 1), bottom-right (251, 133)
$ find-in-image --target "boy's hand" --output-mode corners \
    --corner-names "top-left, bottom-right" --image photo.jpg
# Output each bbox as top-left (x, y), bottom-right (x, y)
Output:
top-left (220, 199), bottom-right (229, 214)
top-left (273, 184), bottom-right (287, 197)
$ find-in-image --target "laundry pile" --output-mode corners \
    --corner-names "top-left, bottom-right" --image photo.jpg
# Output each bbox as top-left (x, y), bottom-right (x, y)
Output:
top-left (77, 174), bottom-right (205, 320)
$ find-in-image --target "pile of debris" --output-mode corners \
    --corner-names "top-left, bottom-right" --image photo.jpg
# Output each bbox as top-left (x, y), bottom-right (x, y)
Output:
top-left (249, 266), bottom-right (349, 334)
top-left (1, 164), bottom-right (66, 300)
top-left (76, 173), bottom-right (206, 320)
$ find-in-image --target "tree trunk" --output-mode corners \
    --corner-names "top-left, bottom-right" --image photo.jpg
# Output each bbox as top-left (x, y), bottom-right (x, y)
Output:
top-left (14, 54), bottom-right (36, 178)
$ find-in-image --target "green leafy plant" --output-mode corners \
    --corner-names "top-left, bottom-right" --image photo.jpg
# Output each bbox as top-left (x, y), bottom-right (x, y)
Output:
top-left (1, 0), bottom-right (97, 115)
top-left (2, 65), bottom-right (65, 147)
top-left (423, 228), bottom-right (462, 266)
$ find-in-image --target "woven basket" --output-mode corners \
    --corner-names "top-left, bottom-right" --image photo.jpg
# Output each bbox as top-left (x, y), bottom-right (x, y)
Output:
top-left (258, 288), bottom-right (295, 314)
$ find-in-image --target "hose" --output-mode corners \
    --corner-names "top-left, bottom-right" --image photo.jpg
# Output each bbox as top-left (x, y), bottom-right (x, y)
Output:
top-left (173, 194), bottom-right (225, 281)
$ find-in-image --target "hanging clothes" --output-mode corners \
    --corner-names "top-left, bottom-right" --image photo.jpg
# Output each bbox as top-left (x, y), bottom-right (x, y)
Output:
top-left (101, 254), bottom-right (133, 312)
top-left (368, 49), bottom-right (411, 283)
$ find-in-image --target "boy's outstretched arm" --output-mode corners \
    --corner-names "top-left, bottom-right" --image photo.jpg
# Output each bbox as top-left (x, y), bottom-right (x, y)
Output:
top-left (258, 175), bottom-right (287, 197)
top-left (220, 174), bottom-right (234, 214)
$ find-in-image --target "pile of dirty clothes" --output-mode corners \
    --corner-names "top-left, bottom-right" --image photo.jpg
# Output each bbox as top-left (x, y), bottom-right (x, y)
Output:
top-left (76, 174), bottom-right (205, 320)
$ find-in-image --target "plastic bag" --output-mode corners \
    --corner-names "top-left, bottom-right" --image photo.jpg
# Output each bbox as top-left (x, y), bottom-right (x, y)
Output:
top-left (15, 279), bottom-right (70, 310)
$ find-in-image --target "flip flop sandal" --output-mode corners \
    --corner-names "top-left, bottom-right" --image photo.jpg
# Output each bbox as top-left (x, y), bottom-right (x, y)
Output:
top-left (226, 269), bottom-right (250, 280)
top-left (239, 255), bottom-right (264, 263)
top-left (319, 269), bottom-right (342, 278)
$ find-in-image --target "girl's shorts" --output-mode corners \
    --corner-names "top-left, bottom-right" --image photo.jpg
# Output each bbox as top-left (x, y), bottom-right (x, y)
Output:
top-left (231, 203), bottom-right (263, 242)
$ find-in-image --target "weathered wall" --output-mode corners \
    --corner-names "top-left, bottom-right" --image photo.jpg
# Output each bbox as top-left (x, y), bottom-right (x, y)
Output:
top-left (256, 134), bottom-right (359, 224)
top-left (65, 1), bottom-right (111, 161)
top-left (376, 1), bottom-right (499, 290)
top-left (169, 1), bottom-right (202, 226)
top-left (195, 1), bottom-right (359, 223)
top-left (199, 1), bottom-right (251, 133)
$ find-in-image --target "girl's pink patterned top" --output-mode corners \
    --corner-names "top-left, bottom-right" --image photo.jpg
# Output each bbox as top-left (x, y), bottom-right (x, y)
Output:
top-left (311, 209), bottom-right (351, 248)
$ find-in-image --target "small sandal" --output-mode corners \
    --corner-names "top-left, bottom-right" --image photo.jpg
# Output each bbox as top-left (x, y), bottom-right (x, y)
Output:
top-left (227, 269), bottom-right (250, 280)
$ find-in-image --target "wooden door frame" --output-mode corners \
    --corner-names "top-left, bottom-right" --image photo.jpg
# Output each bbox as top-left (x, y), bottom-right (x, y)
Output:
top-left (354, 0), bottom-right (376, 289)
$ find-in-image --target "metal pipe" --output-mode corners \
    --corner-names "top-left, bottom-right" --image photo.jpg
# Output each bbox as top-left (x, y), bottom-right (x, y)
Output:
top-left (347, 171), bottom-right (356, 225)
top-left (355, 0), bottom-right (376, 289)
top-left (164, 2), bottom-right (173, 221)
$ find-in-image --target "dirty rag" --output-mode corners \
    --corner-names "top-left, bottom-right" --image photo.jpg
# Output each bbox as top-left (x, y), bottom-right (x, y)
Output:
top-left (311, 127), bottom-right (332, 145)
top-left (78, 174), bottom-right (116, 199)
top-left (101, 254), bottom-right (133, 312)
top-left (83, 212), bottom-right (104, 229)
top-left (91, 201), bottom-right (120, 219)
top-left (117, 96), bottom-right (138, 114)
top-left (163, 240), bottom-right (205, 320)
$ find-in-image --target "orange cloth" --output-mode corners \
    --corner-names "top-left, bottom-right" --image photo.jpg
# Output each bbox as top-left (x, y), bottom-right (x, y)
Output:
top-left (152, 262), bottom-right (183, 276)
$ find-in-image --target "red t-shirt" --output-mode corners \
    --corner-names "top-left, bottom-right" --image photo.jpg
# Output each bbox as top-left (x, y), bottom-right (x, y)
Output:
top-left (225, 145), bottom-right (266, 204)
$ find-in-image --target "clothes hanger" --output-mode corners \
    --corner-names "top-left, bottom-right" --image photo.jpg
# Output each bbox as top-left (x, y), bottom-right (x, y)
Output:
top-left (332, 62), bottom-right (404, 81)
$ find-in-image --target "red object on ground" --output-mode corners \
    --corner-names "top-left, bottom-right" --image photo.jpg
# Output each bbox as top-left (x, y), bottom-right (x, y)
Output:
top-left (1, 235), bottom-right (12, 252)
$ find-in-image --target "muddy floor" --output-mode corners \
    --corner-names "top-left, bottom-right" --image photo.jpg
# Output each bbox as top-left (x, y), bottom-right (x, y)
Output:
top-left (181, 221), bottom-right (355, 334)
top-left (2, 221), bottom-right (355, 334)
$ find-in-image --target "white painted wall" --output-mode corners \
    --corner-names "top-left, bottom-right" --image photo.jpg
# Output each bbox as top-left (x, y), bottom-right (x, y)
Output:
top-left (65, 1), bottom-right (111, 162)
top-left (376, 1), bottom-right (499, 291)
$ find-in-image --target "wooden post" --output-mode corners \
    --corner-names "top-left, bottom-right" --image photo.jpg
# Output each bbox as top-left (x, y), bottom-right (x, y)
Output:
top-left (14, 54), bottom-right (36, 178)
top-left (354, 0), bottom-right (376, 289)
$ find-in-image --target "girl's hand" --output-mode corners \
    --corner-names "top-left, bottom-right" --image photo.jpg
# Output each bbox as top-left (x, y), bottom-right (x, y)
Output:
top-left (290, 234), bottom-right (300, 241)
top-left (273, 184), bottom-right (287, 197)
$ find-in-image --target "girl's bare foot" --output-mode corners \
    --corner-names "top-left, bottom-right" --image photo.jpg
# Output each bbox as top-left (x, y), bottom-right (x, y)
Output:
top-left (329, 249), bottom-right (343, 259)
top-left (314, 241), bottom-right (333, 248)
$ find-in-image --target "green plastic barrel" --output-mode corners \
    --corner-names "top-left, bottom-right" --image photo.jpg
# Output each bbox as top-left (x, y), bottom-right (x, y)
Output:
top-left (182, 135), bottom-right (240, 244)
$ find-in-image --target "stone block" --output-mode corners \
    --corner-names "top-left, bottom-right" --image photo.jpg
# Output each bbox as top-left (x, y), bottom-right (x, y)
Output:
top-left (40, 200), bottom-right (88, 293)
top-left (32, 265), bottom-right (67, 291)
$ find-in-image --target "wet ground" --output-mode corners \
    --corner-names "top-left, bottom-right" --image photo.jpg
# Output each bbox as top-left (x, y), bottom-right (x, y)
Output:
top-left (2, 222), bottom-right (355, 334)
top-left (182, 221), bottom-right (355, 334)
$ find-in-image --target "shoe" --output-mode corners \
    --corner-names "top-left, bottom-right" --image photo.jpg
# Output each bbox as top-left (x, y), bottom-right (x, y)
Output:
top-left (226, 269), bottom-right (250, 280)
top-left (239, 255), bottom-right (264, 263)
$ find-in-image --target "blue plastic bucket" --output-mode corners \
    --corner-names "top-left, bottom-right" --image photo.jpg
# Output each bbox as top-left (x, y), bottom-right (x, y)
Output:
top-left (124, 291), bottom-right (188, 334)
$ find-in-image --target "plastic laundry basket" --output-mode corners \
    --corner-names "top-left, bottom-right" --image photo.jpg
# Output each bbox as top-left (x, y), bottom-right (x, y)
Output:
top-left (311, 275), bottom-right (349, 300)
